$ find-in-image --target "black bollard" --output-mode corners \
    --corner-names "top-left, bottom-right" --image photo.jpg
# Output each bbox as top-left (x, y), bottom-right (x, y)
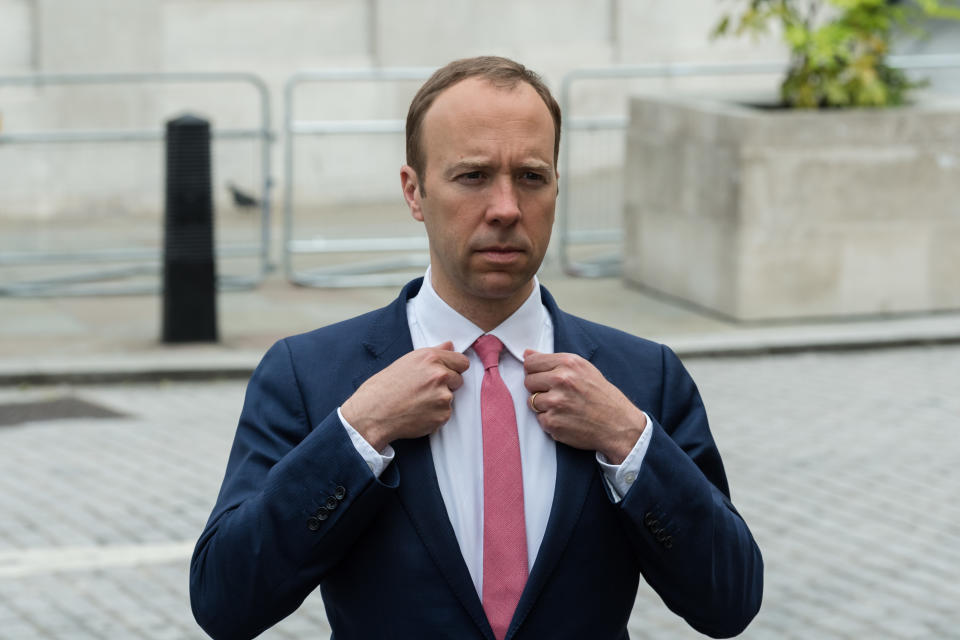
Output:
top-left (162, 114), bottom-right (218, 343)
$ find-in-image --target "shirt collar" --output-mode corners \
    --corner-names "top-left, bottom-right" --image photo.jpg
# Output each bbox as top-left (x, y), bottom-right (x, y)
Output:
top-left (411, 266), bottom-right (547, 361)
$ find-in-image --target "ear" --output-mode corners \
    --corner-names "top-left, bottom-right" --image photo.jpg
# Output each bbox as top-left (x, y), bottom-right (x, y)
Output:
top-left (400, 165), bottom-right (424, 222)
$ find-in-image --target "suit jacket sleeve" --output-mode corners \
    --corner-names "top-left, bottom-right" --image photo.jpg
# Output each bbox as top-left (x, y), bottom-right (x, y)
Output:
top-left (189, 338), bottom-right (399, 640)
top-left (614, 344), bottom-right (763, 638)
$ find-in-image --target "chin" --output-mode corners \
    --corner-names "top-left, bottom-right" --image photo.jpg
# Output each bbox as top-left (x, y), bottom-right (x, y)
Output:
top-left (468, 272), bottom-right (534, 301)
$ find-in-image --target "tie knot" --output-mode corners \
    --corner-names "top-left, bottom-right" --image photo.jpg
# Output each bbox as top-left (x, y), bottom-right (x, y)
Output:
top-left (472, 335), bottom-right (504, 369)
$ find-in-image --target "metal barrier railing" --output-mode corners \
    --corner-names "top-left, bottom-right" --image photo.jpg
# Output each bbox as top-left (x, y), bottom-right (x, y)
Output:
top-left (283, 67), bottom-right (434, 288)
top-left (557, 53), bottom-right (960, 277)
top-left (0, 71), bottom-right (273, 296)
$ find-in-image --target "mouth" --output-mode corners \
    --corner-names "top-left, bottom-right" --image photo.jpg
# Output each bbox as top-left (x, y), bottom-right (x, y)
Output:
top-left (475, 246), bottom-right (526, 264)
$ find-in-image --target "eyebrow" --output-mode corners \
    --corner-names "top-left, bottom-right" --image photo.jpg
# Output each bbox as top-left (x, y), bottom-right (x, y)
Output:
top-left (443, 160), bottom-right (489, 179)
top-left (443, 158), bottom-right (554, 179)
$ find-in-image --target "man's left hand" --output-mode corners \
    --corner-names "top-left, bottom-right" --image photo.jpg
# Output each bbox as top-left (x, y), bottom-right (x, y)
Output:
top-left (523, 350), bottom-right (647, 465)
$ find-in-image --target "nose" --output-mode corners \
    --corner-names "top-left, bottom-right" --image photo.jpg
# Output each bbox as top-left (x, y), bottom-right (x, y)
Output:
top-left (485, 176), bottom-right (521, 225)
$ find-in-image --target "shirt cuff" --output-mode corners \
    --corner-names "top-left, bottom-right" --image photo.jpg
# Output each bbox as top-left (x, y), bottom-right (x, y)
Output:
top-left (337, 406), bottom-right (395, 477)
top-left (596, 411), bottom-right (653, 503)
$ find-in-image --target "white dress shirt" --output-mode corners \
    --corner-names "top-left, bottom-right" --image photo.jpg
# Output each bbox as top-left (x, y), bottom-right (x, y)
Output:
top-left (339, 268), bottom-right (652, 597)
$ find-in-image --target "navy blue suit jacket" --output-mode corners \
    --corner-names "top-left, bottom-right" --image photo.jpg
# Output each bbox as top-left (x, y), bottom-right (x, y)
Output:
top-left (190, 279), bottom-right (762, 639)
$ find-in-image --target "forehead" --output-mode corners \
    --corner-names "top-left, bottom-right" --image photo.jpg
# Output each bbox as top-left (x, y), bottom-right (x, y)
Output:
top-left (420, 77), bottom-right (555, 166)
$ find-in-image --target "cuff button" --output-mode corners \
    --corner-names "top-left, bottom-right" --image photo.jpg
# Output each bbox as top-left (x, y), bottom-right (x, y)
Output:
top-left (334, 486), bottom-right (347, 500)
top-left (307, 517), bottom-right (321, 531)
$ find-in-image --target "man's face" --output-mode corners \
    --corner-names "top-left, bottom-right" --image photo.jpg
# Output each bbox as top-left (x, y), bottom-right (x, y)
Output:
top-left (401, 77), bottom-right (557, 318)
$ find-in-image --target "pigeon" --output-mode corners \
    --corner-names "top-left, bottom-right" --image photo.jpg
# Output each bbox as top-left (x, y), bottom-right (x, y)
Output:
top-left (227, 182), bottom-right (260, 209)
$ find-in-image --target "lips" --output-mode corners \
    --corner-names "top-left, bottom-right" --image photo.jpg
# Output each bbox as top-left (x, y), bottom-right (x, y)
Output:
top-left (478, 246), bottom-right (523, 253)
top-left (475, 246), bottom-right (525, 264)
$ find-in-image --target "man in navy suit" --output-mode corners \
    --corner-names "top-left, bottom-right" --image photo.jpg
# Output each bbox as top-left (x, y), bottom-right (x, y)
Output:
top-left (191, 56), bottom-right (763, 640)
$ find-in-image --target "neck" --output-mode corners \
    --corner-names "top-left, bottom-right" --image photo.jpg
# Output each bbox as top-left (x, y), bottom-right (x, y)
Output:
top-left (430, 277), bottom-right (535, 333)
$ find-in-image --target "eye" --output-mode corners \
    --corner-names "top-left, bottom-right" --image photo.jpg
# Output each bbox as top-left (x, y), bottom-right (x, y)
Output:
top-left (521, 171), bottom-right (547, 184)
top-left (457, 171), bottom-right (485, 184)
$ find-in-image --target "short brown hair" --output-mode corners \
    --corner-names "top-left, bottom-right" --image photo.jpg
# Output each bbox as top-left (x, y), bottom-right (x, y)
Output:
top-left (405, 56), bottom-right (562, 190)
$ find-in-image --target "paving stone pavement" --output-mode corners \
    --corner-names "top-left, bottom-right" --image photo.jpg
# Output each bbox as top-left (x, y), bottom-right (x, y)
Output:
top-left (0, 344), bottom-right (958, 639)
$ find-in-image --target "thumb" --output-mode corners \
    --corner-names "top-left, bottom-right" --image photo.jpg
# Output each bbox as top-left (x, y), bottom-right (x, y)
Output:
top-left (435, 340), bottom-right (455, 351)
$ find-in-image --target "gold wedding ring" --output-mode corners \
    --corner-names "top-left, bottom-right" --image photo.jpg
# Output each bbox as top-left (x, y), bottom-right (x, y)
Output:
top-left (529, 392), bottom-right (545, 414)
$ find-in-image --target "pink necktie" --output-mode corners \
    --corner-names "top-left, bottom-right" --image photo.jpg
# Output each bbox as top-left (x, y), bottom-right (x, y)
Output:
top-left (473, 335), bottom-right (528, 640)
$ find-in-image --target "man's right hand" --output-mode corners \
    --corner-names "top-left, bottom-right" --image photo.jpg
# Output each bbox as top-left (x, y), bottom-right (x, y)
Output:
top-left (340, 341), bottom-right (469, 451)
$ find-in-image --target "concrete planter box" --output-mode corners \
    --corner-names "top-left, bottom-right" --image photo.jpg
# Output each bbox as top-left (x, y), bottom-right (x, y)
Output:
top-left (623, 95), bottom-right (960, 320)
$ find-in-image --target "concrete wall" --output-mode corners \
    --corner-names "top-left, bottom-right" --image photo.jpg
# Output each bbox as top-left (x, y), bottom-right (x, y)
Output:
top-left (0, 0), bottom-right (787, 221)
top-left (0, 0), bottom-right (33, 74)
top-left (623, 95), bottom-right (960, 319)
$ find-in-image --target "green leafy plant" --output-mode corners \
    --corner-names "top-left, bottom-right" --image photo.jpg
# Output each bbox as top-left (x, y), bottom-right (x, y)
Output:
top-left (714, 0), bottom-right (960, 108)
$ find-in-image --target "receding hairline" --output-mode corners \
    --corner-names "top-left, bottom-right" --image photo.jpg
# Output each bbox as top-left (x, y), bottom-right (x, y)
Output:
top-left (404, 56), bottom-right (562, 193)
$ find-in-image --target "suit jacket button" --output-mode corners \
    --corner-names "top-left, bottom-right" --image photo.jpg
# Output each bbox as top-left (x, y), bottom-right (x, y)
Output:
top-left (325, 496), bottom-right (338, 510)
top-left (315, 507), bottom-right (329, 521)
top-left (307, 517), bottom-right (321, 531)
top-left (334, 486), bottom-right (347, 500)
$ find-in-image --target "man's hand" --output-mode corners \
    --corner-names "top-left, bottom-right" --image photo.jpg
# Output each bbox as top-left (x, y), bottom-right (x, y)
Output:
top-left (523, 350), bottom-right (647, 464)
top-left (341, 342), bottom-right (469, 451)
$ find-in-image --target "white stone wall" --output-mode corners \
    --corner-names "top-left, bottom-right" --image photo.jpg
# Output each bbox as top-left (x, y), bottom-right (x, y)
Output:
top-left (0, 0), bottom-right (872, 221)
top-left (0, 0), bottom-right (33, 74)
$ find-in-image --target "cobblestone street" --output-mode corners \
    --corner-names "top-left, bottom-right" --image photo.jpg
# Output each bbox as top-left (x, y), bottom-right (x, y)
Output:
top-left (1, 344), bottom-right (958, 639)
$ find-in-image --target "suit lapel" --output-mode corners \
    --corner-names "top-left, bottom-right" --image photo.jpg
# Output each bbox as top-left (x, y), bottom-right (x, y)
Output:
top-left (508, 286), bottom-right (600, 639)
top-left (359, 279), bottom-right (495, 640)
top-left (351, 279), bottom-right (419, 390)
top-left (394, 437), bottom-right (495, 640)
